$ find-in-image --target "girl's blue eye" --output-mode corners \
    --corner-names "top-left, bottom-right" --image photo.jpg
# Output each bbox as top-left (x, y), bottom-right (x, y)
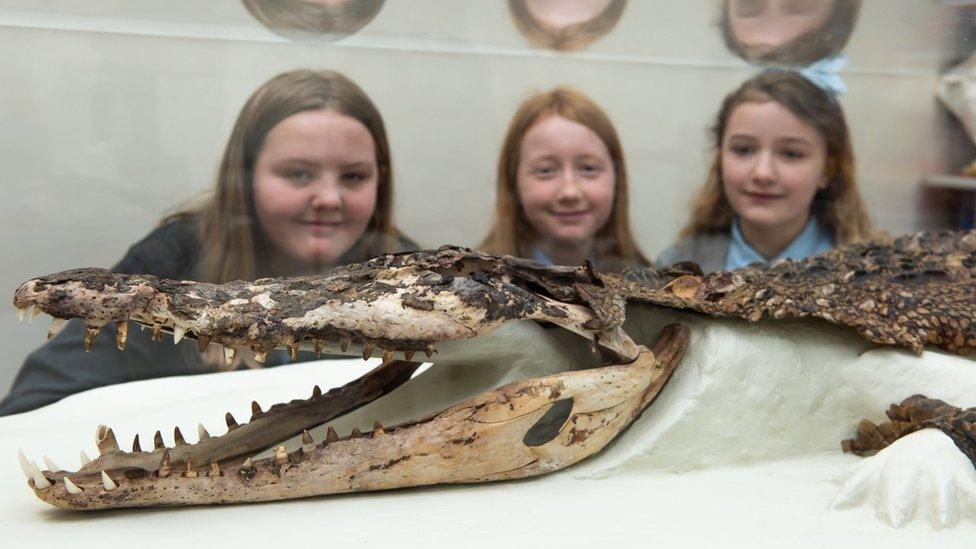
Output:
top-left (341, 172), bottom-right (366, 183)
top-left (533, 166), bottom-right (558, 178)
top-left (287, 170), bottom-right (313, 183)
top-left (730, 145), bottom-right (753, 156)
top-left (781, 150), bottom-right (805, 160)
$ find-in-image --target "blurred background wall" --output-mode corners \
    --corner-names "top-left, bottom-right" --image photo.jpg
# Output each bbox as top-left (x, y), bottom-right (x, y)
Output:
top-left (0, 0), bottom-right (962, 392)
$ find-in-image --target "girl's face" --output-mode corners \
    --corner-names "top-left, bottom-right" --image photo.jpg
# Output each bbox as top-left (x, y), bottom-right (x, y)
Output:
top-left (253, 108), bottom-right (378, 271)
top-left (516, 114), bottom-right (615, 251)
top-left (729, 0), bottom-right (835, 55)
top-left (721, 100), bottom-right (828, 235)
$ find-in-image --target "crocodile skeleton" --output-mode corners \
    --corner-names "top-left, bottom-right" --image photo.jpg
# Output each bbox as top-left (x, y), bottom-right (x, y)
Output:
top-left (10, 230), bottom-right (976, 511)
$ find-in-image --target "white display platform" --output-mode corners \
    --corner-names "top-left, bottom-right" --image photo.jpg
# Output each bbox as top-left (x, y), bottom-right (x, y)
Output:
top-left (3, 318), bottom-right (976, 548)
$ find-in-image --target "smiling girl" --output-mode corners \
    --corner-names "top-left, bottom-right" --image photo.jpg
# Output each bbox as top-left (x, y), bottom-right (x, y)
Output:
top-left (479, 87), bottom-right (648, 271)
top-left (657, 70), bottom-right (872, 271)
top-left (0, 69), bottom-right (416, 414)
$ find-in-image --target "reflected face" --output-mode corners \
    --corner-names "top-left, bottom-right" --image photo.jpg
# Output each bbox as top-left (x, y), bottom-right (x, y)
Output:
top-left (721, 101), bottom-right (827, 235)
top-left (516, 115), bottom-right (615, 250)
top-left (524, 0), bottom-right (614, 28)
top-left (729, 0), bottom-right (835, 53)
top-left (253, 109), bottom-right (378, 271)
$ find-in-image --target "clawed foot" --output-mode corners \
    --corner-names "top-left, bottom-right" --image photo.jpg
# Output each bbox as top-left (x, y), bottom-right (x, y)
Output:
top-left (831, 428), bottom-right (976, 528)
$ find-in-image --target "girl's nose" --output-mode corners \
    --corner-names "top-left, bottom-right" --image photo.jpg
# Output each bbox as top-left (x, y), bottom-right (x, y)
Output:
top-left (555, 172), bottom-right (584, 201)
top-left (310, 178), bottom-right (342, 209)
top-left (751, 151), bottom-right (777, 184)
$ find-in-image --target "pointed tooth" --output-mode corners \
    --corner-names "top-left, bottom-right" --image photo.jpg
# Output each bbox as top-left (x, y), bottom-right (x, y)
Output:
top-left (287, 344), bottom-right (298, 361)
top-left (28, 305), bottom-right (41, 323)
top-left (197, 423), bottom-right (210, 441)
top-left (382, 349), bottom-right (393, 363)
top-left (362, 342), bottom-right (373, 360)
top-left (17, 449), bottom-right (32, 479)
top-left (425, 344), bottom-right (435, 358)
top-left (373, 421), bottom-right (385, 437)
top-left (95, 425), bottom-right (119, 454)
top-left (83, 325), bottom-right (99, 352)
top-left (404, 350), bottom-right (415, 362)
top-left (32, 469), bottom-right (52, 489)
top-left (184, 459), bottom-right (198, 478)
top-left (209, 462), bottom-right (221, 477)
top-left (302, 430), bottom-right (315, 447)
top-left (17, 306), bottom-right (26, 322)
top-left (131, 434), bottom-right (142, 453)
top-left (225, 412), bottom-right (238, 430)
top-left (151, 322), bottom-right (163, 341)
top-left (350, 427), bottom-right (363, 438)
top-left (153, 430), bottom-right (165, 449)
top-left (340, 338), bottom-right (350, 352)
top-left (314, 339), bottom-right (323, 357)
top-left (326, 426), bottom-right (339, 443)
top-left (223, 346), bottom-right (236, 365)
top-left (312, 385), bottom-right (322, 398)
top-left (253, 350), bottom-right (267, 363)
top-left (101, 471), bottom-right (117, 491)
top-left (173, 426), bottom-right (186, 446)
top-left (115, 321), bottom-right (128, 351)
top-left (273, 445), bottom-right (288, 466)
top-left (158, 449), bottom-right (171, 478)
top-left (197, 335), bottom-right (210, 353)
top-left (42, 455), bottom-right (60, 471)
top-left (79, 450), bottom-right (92, 466)
top-left (63, 476), bottom-right (82, 495)
top-left (242, 457), bottom-right (253, 468)
top-left (47, 317), bottom-right (66, 340)
top-left (251, 401), bottom-right (262, 418)
top-left (173, 325), bottom-right (187, 344)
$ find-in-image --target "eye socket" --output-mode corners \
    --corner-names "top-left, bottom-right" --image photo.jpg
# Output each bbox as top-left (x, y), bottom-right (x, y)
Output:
top-left (285, 169), bottom-right (314, 184)
top-left (578, 162), bottom-right (605, 177)
top-left (780, 148), bottom-right (806, 161)
top-left (340, 171), bottom-right (369, 184)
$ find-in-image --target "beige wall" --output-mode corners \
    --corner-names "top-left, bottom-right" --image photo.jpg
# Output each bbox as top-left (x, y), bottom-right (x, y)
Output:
top-left (0, 1), bottom-right (951, 393)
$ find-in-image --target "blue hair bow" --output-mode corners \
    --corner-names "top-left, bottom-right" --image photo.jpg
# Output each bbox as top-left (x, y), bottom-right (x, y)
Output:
top-left (798, 55), bottom-right (848, 97)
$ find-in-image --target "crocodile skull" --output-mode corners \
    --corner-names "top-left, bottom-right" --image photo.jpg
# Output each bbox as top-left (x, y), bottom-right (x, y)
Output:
top-left (11, 231), bottom-right (976, 510)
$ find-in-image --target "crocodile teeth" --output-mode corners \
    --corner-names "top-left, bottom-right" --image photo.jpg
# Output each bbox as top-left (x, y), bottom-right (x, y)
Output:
top-left (42, 455), bottom-right (60, 471)
top-left (28, 305), bottom-right (40, 323)
top-left (184, 459), bottom-right (198, 478)
top-left (287, 344), bottom-right (298, 361)
top-left (302, 430), bottom-right (315, 453)
top-left (314, 340), bottom-right (324, 357)
top-left (116, 321), bottom-right (128, 351)
top-left (225, 412), bottom-right (238, 430)
top-left (173, 325), bottom-right (187, 344)
top-left (404, 350), bottom-right (415, 362)
top-left (16, 306), bottom-right (26, 322)
top-left (79, 450), bottom-right (92, 466)
top-left (253, 350), bottom-right (267, 363)
top-left (224, 346), bottom-right (236, 365)
top-left (32, 470), bottom-right (52, 489)
top-left (101, 471), bottom-right (117, 491)
top-left (17, 449), bottom-right (32, 479)
top-left (63, 477), bottom-right (82, 495)
top-left (325, 426), bottom-right (339, 443)
top-left (83, 325), bottom-right (99, 352)
top-left (158, 450), bottom-right (171, 478)
top-left (273, 445), bottom-right (288, 466)
top-left (47, 317), bottom-right (66, 340)
top-left (197, 335), bottom-right (210, 353)
top-left (425, 344), bottom-right (435, 358)
top-left (251, 401), bottom-right (262, 417)
top-left (95, 425), bottom-right (119, 454)
top-left (173, 426), bottom-right (186, 446)
top-left (153, 430), bottom-right (165, 449)
top-left (382, 349), bottom-right (393, 364)
top-left (362, 342), bottom-right (374, 360)
top-left (209, 462), bottom-right (221, 477)
top-left (340, 339), bottom-right (350, 352)
top-left (132, 434), bottom-right (142, 453)
top-left (197, 423), bottom-right (210, 441)
top-left (373, 421), bottom-right (385, 437)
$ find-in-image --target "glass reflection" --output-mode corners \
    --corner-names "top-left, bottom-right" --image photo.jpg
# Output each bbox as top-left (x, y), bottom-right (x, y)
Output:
top-left (242, 0), bottom-right (385, 41)
top-left (720, 0), bottom-right (861, 66)
top-left (508, 0), bottom-right (627, 51)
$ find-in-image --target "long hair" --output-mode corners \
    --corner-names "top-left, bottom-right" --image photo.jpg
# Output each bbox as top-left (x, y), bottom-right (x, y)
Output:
top-left (681, 71), bottom-right (872, 245)
top-left (242, 0), bottom-right (385, 40)
top-left (167, 69), bottom-right (408, 284)
top-left (479, 87), bottom-right (649, 270)
top-left (507, 0), bottom-right (627, 51)
top-left (719, 0), bottom-right (862, 66)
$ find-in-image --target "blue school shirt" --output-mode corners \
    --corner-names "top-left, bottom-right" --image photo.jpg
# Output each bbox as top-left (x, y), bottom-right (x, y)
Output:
top-left (725, 217), bottom-right (833, 271)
